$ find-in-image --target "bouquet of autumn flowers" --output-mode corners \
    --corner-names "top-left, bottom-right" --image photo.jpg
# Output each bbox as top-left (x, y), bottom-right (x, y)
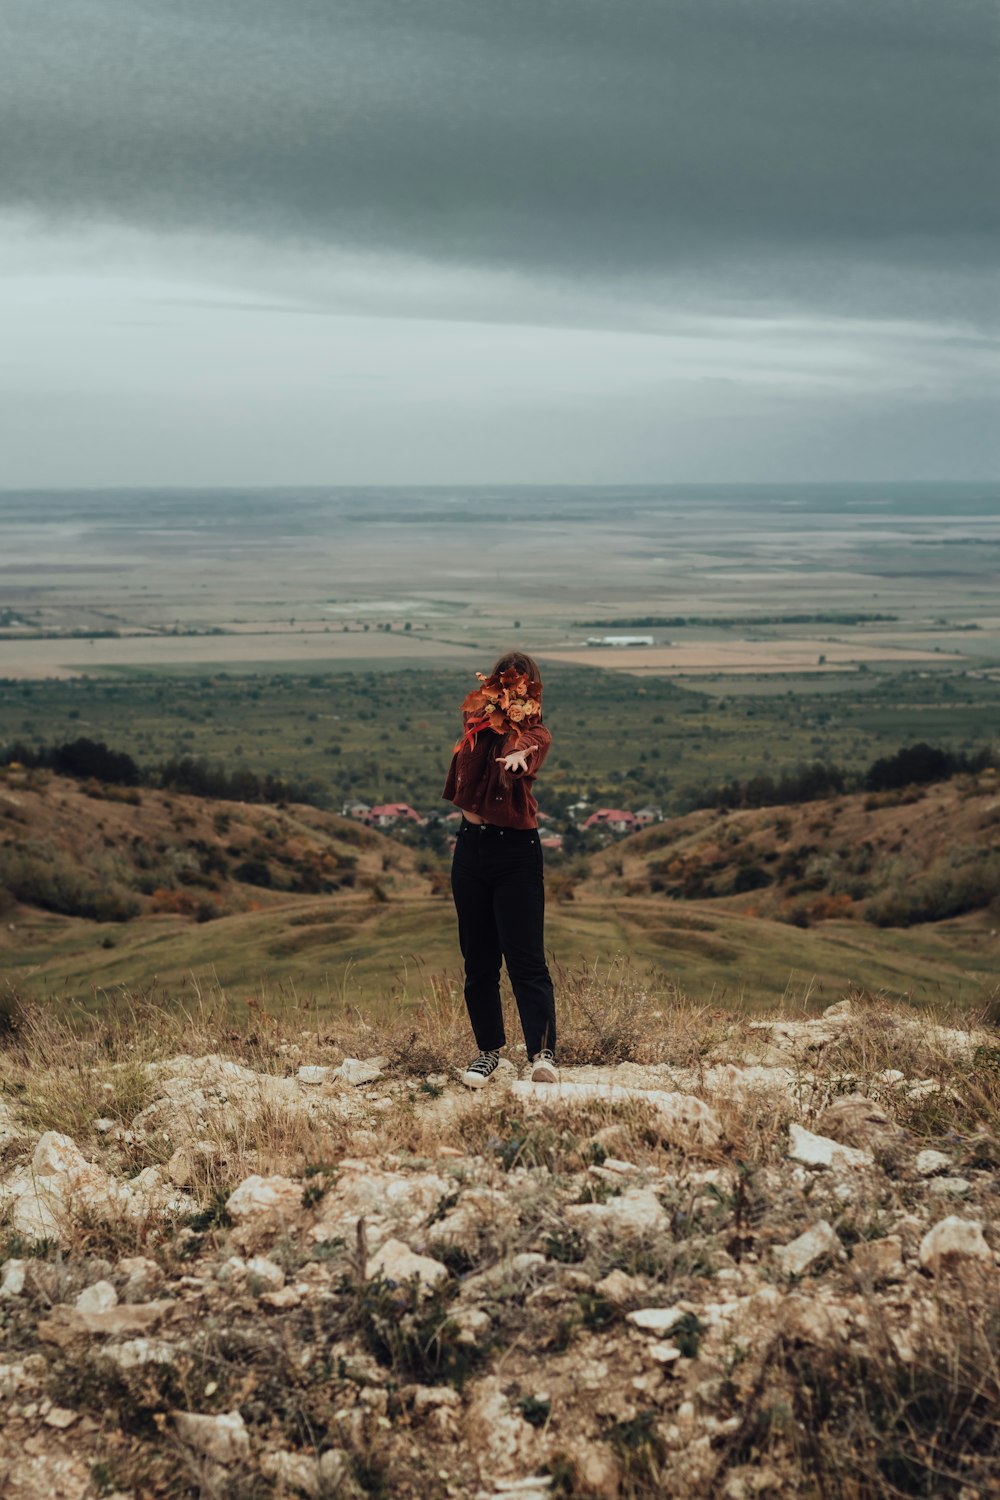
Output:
top-left (453, 666), bottom-right (543, 753)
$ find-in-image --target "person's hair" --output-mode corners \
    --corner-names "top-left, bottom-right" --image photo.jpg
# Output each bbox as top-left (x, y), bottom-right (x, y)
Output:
top-left (488, 650), bottom-right (543, 700)
top-left (487, 651), bottom-right (544, 773)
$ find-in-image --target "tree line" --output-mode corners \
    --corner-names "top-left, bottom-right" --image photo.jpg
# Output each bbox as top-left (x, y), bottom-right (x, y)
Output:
top-left (701, 741), bottom-right (995, 811)
top-left (0, 736), bottom-right (317, 807)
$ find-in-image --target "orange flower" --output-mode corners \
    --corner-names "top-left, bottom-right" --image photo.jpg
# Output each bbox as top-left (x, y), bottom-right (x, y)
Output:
top-left (454, 668), bottom-right (544, 752)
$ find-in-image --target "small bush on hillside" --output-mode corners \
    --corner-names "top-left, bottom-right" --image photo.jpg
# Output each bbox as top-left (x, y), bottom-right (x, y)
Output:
top-left (0, 840), bottom-right (140, 922)
top-left (866, 848), bottom-right (1000, 926)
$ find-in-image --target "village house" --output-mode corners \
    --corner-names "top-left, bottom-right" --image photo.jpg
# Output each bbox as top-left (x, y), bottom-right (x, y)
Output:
top-left (581, 808), bottom-right (637, 834)
top-left (367, 802), bottom-right (424, 828)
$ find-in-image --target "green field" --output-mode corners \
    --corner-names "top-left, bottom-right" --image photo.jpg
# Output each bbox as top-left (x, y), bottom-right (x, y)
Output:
top-left (3, 661), bottom-right (998, 823)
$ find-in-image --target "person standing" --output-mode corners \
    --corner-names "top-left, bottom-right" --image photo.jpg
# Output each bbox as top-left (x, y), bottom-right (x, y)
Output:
top-left (442, 651), bottom-right (559, 1088)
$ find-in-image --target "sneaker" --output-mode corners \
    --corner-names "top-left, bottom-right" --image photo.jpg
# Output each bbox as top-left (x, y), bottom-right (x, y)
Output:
top-left (530, 1048), bottom-right (558, 1083)
top-left (460, 1049), bottom-right (502, 1089)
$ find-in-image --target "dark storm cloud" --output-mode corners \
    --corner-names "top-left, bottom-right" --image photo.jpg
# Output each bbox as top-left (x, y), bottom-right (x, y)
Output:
top-left (2, 0), bottom-right (996, 309)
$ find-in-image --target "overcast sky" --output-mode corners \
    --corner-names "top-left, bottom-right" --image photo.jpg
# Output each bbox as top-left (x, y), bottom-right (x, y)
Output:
top-left (1, 0), bottom-right (997, 486)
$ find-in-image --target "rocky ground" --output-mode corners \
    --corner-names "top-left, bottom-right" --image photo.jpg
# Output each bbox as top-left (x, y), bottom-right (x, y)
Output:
top-left (0, 982), bottom-right (998, 1499)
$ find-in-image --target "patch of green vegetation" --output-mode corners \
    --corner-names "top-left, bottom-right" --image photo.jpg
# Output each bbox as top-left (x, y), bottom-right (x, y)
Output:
top-left (357, 1274), bottom-right (488, 1390)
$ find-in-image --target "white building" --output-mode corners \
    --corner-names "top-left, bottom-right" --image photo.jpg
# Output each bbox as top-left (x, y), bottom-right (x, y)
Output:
top-left (585, 635), bottom-right (655, 647)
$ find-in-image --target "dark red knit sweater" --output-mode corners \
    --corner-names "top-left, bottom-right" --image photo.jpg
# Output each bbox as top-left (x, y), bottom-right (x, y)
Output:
top-left (442, 722), bottom-right (552, 829)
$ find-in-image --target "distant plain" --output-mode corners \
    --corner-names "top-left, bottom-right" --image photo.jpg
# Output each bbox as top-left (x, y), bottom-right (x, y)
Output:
top-left (1, 483), bottom-right (998, 1009)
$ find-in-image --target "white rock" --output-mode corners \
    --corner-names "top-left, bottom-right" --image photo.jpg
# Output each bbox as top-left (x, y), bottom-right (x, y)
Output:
top-left (509, 1079), bottom-right (721, 1148)
top-left (647, 1342), bottom-right (683, 1364)
top-left (337, 1056), bottom-right (389, 1085)
top-left (318, 1450), bottom-right (353, 1487)
top-left (566, 1187), bottom-right (668, 1238)
top-left (412, 1386), bottom-right (462, 1412)
top-left (44, 1406), bottom-right (78, 1429)
top-left (94, 1118), bottom-right (116, 1134)
top-left (918, 1216), bottom-right (992, 1277)
top-left (98, 1338), bottom-right (176, 1370)
top-left (453, 1306), bottom-right (492, 1343)
top-left (246, 1256), bottom-right (285, 1288)
top-left (260, 1450), bottom-right (321, 1497)
top-left (32, 1131), bottom-right (90, 1178)
top-left (366, 1238), bottom-right (448, 1290)
top-left (788, 1123), bottom-right (873, 1170)
top-left (0, 1129), bottom-right (189, 1244)
top-left (928, 1177), bottom-right (971, 1198)
top-left (0, 1259), bottom-right (27, 1298)
top-left (75, 1280), bottom-right (118, 1313)
top-left (627, 1306), bottom-right (684, 1334)
top-left (430, 1188), bottom-right (517, 1250)
top-left (464, 1377), bottom-right (542, 1479)
top-left (297, 1065), bottom-right (332, 1086)
top-left (225, 1174), bottom-right (301, 1221)
top-left (173, 1409), bottom-right (250, 1463)
top-left (217, 1255), bottom-right (249, 1283)
top-left (117, 1255), bottom-right (162, 1302)
top-left (260, 1284), bottom-right (307, 1310)
top-left (773, 1220), bottom-right (842, 1278)
top-left (594, 1269), bottom-right (647, 1305)
top-left (915, 1149), bottom-right (951, 1177)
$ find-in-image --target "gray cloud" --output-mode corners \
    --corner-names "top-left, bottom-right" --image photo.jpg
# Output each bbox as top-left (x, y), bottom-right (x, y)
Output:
top-left (2, 0), bottom-right (996, 318)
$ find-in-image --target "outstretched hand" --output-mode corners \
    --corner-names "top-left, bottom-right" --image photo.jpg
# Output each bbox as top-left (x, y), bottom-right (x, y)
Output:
top-left (497, 748), bottom-right (533, 773)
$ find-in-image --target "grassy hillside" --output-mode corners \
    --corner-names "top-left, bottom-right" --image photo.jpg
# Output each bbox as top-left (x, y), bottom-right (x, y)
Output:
top-left (2, 767), bottom-right (997, 1010)
top-left (582, 768), bottom-right (1000, 927)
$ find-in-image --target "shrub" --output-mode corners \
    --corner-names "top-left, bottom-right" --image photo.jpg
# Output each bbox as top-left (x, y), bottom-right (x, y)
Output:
top-left (0, 840), bottom-right (140, 922)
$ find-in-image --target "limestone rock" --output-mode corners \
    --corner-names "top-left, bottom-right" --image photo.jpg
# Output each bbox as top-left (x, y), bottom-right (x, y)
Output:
top-left (0, 1258), bottom-right (27, 1298)
top-left (918, 1216), bottom-right (992, 1277)
top-left (928, 1176), bottom-right (971, 1198)
top-left (225, 1173), bottom-right (301, 1222)
top-left (173, 1409), bottom-right (250, 1463)
top-left (246, 1255), bottom-right (286, 1288)
top-left (260, 1283), bottom-right (307, 1310)
top-left (773, 1220), bottom-right (842, 1277)
top-left (647, 1341), bottom-right (683, 1364)
top-left (510, 1079), bottom-right (721, 1149)
top-left (74, 1279), bottom-right (118, 1313)
top-left (781, 1294), bottom-right (851, 1345)
top-left (464, 1377), bottom-right (542, 1480)
top-left (38, 1299), bottom-right (173, 1345)
top-left (814, 1093), bottom-right (895, 1149)
top-left (627, 1306), bottom-right (684, 1334)
top-left (97, 1338), bottom-right (176, 1371)
top-left (218, 1253), bottom-right (287, 1290)
top-left (43, 1406), bottom-right (79, 1429)
top-left (366, 1237), bottom-right (448, 1290)
top-left (0, 1130), bottom-right (194, 1244)
top-left (915, 1148), bottom-right (951, 1177)
top-left (311, 1165), bottom-right (452, 1246)
top-left (337, 1056), bottom-right (389, 1085)
top-left (566, 1187), bottom-right (668, 1239)
top-left (788, 1123), bottom-right (873, 1171)
top-left (297, 1065), bottom-right (332, 1086)
top-left (260, 1449), bottom-right (322, 1497)
top-left (411, 1385), bottom-right (462, 1413)
top-left (430, 1188), bottom-right (516, 1251)
top-left (117, 1255), bottom-right (162, 1303)
top-left (594, 1269), bottom-right (647, 1305)
top-left (851, 1235), bottom-right (904, 1283)
top-left (453, 1305), bottom-right (492, 1343)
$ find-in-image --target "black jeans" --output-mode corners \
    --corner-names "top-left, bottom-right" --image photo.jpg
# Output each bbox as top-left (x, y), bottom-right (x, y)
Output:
top-left (450, 818), bottom-right (557, 1059)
